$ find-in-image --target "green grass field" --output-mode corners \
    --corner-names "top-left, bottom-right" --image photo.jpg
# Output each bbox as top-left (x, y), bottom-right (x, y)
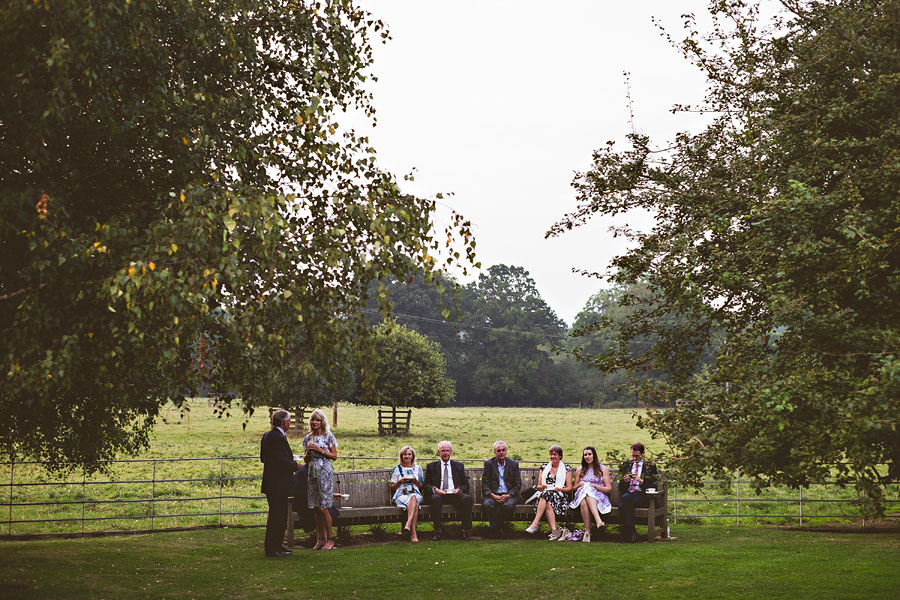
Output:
top-left (2, 400), bottom-right (896, 535)
top-left (148, 399), bottom-right (653, 463)
top-left (1, 525), bottom-right (898, 599)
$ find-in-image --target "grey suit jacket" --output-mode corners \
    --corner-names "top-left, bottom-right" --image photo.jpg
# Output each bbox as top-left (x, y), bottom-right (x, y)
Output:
top-left (482, 457), bottom-right (522, 499)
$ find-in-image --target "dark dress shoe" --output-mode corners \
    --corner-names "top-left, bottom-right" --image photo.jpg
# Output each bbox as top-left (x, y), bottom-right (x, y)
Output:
top-left (462, 529), bottom-right (470, 541)
top-left (628, 533), bottom-right (639, 543)
top-left (266, 551), bottom-right (291, 557)
top-left (433, 530), bottom-right (442, 541)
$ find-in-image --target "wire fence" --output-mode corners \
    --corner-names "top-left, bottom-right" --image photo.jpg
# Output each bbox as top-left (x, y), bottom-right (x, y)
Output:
top-left (2, 456), bottom-right (897, 538)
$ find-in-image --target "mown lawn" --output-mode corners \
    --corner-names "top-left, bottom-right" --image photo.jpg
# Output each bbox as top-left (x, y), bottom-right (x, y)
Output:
top-left (1, 525), bottom-right (897, 599)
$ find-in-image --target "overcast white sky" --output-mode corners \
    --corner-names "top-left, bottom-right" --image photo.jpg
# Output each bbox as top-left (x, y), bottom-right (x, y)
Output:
top-left (351, 1), bottom-right (715, 325)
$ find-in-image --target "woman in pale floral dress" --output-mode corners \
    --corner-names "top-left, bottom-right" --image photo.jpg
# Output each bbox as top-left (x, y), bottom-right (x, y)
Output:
top-left (303, 409), bottom-right (338, 550)
top-left (524, 445), bottom-right (572, 539)
top-left (570, 446), bottom-right (611, 542)
top-left (389, 445), bottom-right (424, 542)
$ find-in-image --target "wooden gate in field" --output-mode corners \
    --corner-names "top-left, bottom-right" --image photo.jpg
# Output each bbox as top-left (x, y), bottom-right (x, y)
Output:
top-left (377, 407), bottom-right (411, 436)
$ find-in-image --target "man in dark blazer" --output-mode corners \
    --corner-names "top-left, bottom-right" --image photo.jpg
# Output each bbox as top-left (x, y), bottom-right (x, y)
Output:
top-left (618, 442), bottom-right (659, 543)
top-left (482, 440), bottom-right (522, 538)
top-left (424, 440), bottom-right (473, 541)
top-left (260, 409), bottom-right (300, 557)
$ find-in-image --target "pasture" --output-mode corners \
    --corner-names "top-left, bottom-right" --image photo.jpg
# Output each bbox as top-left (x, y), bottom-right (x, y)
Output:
top-left (148, 399), bottom-right (652, 463)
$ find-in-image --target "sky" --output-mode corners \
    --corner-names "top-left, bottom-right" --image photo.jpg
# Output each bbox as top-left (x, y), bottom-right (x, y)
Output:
top-left (350, 1), bottom-right (715, 325)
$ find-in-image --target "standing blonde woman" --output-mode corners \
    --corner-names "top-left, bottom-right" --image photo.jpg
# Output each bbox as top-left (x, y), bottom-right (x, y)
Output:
top-left (390, 445), bottom-right (424, 542)
top-left (303, 409), bottom-right (338, 550)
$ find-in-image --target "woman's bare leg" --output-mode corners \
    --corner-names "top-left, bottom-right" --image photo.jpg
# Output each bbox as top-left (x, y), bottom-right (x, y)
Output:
top-left (586, 496), bottom-right (604, 527)
top-left (580, 499), bottom-right (591, 531)
top-left (529, 498), bottom-right (548, 529)
top-left (322, 508), bottom-right (334, 550)
top-left (313, 510), bottom-right (325, 549)
top-left (545, 501), bottom-right (558, 531)
top-left (407, 496), bottom-right (420, 542)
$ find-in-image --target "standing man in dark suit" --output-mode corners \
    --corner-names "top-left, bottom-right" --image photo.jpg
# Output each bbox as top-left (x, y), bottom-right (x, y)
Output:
top-left (482, 440), bottom-right (522, 538)
top-left (260, 409), bottom-right (300, 557)
top-left (618, 442), bottom-right (658, 543)
top-left (424, 440), bottom-right (473, 541)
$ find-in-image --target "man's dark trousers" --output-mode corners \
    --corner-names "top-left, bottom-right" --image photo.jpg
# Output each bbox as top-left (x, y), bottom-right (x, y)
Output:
top-left (265, 493), bottom-right (289, 554)
top-left (430, 492), bottom-right (473, 531)
top-left (483, 495), bottom-right (517, 533)
top-left (619, 489), bottom-right (649, 536)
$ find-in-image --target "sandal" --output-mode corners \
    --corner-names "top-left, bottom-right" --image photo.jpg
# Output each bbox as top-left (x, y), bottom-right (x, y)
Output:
top-left (322, 538), bottom-right (335, 551)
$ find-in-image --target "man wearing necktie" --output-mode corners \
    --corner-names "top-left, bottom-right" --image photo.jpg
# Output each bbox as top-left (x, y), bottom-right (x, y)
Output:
top-left (424, 440), bottom-right (473, 541)
top-left (618, 442), bottom-right (658, 543)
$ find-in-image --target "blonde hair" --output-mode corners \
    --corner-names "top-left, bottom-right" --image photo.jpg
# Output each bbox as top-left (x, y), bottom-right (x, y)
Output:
top-left (308, 408), bottom-right (330, 434)
top-left (398, 445), bottom-right (417, 465)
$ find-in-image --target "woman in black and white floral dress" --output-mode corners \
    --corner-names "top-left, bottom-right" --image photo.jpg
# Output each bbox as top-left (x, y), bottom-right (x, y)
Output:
top-left (524, 445), bottom-right (572, 539)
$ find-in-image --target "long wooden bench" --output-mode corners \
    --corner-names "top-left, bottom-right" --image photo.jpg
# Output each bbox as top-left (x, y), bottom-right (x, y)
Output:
top-left (287, 465), bottom-right (667, 545)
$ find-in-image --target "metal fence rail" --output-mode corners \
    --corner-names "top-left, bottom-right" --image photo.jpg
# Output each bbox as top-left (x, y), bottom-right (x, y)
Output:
top-left (2, 456), bottom-right (897, 538)
top-left (669, 474), bottom-right (900, 525)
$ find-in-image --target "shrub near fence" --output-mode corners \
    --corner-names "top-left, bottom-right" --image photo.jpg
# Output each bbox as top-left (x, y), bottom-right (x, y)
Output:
top-left (2, 457), bottom-right (898, 537)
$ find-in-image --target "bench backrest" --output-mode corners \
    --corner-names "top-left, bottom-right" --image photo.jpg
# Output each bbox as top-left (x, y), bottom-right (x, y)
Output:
top-left (333, 464), bottom-right (636, 508)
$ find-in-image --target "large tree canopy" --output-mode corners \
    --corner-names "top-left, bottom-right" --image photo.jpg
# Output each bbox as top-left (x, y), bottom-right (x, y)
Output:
top-left (460, 264), bottom-right (569, 406)
top-left (0, 0), bottom-right (475, 470)
top-left (550, 0), bottom-right (900, 514)
top-left (360, 320), bottom-right (454, 409)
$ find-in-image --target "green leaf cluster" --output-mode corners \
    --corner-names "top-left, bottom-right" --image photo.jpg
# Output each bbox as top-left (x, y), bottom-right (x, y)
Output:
top-left (550, 0), bottom-right (900, 515)
top-left (0, 0), bottom-right (476, 471)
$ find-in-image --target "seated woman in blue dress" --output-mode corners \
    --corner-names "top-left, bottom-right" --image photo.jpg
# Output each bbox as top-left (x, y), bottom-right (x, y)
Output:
top-left (390, 445), bottom-right (424, 542)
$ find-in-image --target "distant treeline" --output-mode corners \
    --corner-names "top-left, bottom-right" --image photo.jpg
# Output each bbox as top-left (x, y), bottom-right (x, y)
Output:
top-left (363, 265), bottom-right (707, 409)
